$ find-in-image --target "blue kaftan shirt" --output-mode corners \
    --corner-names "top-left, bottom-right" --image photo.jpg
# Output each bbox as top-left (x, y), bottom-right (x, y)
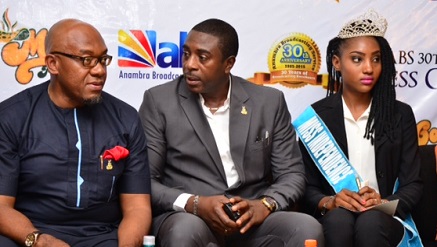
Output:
top-left (0, 81), bottom-right (150, 235)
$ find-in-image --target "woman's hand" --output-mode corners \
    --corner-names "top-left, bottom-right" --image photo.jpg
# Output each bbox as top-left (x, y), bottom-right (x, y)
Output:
top-left (333, 189), bottom-right (367, 212)
top-left (358, 186), bottom-right (383, 208)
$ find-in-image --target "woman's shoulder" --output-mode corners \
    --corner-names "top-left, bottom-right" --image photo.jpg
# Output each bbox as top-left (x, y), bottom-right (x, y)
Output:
top-left (312, 94), bottom-right (341, 111)
top-left (394, 100), bottom-right (414, 114)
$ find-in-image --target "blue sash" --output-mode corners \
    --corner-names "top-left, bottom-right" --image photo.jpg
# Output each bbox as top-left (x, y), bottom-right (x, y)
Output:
top-left (293, 106), bottom-right (363, 193)
top-left (393, 180), bottom-right (423, 247)
top-left (293, 106), bottom-right (423, 247)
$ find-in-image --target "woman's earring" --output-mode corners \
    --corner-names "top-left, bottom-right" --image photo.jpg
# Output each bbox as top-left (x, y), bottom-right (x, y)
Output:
top-left (331, 67), bottom-right (337, 83)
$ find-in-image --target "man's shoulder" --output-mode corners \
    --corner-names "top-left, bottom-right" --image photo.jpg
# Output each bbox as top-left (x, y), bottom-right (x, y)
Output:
top-left (233, 75), bottom-right (282, 97)
top-left (147, 76), bottom-right (179, 91)
top-left (97, 93), bottom-right (143, 131)
top-left (101, 91), bottom-right (138, 114)
top-left (146, 76), bottom-right (180, 94)
top-left (0, 81), bottom-right (48, 113)
top-left (142, 77), bottom-right (183, 107)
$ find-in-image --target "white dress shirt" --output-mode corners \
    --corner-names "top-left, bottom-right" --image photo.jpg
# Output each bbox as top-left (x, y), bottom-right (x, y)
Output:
top-left (173, 80), bottom-right (239, 211)
top-left (342, 97), bottom-right (379, 192)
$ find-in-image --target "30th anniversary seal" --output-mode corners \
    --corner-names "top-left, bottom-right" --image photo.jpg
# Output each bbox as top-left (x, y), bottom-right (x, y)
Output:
top-left (267, 33), bottom-right (321, 88)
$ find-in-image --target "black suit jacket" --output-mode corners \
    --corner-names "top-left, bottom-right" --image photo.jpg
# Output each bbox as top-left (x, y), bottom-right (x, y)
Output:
top-left (300, 93), bottom-right (422, 220)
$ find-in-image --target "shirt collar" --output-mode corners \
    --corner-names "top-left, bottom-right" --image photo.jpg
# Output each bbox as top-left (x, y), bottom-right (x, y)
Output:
top-left (199, 76), bottom-right (232, 110)
top-left (342, 96), bottom-right (372, 121)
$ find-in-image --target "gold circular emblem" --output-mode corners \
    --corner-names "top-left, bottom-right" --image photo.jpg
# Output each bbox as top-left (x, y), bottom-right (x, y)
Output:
top-left (267, 33), bottom-right (321, 88)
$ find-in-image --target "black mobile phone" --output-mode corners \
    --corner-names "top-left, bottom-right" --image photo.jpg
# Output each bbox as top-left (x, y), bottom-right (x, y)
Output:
top-left (223, 202), bottom-right (241, 221)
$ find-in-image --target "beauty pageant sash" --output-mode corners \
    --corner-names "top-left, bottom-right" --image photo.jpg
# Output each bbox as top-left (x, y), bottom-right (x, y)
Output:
top-left (293, 106), bottom-right (363, 193)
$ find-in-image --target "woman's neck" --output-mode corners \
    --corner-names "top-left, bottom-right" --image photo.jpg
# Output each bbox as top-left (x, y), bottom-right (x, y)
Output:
top-left (342, 91), bottom-right (372, 121)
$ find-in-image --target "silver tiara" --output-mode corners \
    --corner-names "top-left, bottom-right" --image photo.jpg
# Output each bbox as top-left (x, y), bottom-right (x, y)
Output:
top-left (337, 9), bottom-right (388, 39)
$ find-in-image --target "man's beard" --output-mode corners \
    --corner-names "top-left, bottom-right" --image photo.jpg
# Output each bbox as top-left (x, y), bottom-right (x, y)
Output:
top-left (83, 95), bottom-right (103, 105)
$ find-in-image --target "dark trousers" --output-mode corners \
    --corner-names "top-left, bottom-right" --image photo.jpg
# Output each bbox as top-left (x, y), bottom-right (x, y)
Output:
top-left (0, 227), bottom-right (118, 247)
top-left (321, 208), bottom-right (404, 247)
top-left (0, 235), bottom-right (17, 247)
top-left (154, 211), bottom-right (325, 247)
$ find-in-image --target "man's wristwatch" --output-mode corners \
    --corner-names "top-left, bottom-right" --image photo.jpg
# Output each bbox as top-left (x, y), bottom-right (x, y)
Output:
top-left (261, 197), bottom-right (277, 212)
top-left (24, 231), bottom-right (43, 247)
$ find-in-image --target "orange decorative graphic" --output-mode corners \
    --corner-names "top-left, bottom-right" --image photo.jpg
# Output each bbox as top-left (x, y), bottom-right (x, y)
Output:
top-left (1, 8), bottom-right (48, 84)
top-left (2, 28), bottom-right (48, 84)
top-left (417, 120), bottom-right (437, 146)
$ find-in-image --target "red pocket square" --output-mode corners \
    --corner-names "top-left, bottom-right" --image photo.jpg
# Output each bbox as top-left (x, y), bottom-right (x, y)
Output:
top-left (103, 146), bottom-right (129, 161)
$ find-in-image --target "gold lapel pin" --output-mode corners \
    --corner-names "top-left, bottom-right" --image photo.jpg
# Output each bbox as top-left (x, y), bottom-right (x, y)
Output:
top-left (106, 160), bottom-right (113, 170)
top-left (241, 106), bottom-right (248, 115)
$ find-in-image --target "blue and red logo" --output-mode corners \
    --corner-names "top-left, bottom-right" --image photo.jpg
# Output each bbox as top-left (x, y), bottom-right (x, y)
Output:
top-left (118, 30), bottom-right (187, 68)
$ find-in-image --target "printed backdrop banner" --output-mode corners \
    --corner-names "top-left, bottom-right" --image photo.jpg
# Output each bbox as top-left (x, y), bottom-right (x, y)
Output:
top-left (1, 0), bottom-right (436, 145)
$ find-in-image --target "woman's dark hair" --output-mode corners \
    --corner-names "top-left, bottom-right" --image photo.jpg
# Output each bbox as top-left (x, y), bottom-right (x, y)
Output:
top-left (325, 36), bottom-right (396, 144)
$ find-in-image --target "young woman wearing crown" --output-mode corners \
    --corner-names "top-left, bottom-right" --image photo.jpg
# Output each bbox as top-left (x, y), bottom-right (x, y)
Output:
top-left (298, 9), bottom-right (423, 247)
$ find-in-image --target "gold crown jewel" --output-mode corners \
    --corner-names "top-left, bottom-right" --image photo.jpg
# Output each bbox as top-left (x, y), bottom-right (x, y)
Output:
top-left (337, 9), bottom-right (388, 39)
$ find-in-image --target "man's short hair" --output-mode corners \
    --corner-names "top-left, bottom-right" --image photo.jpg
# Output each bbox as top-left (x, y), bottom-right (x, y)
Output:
top-left (192, 18), bottom-right (239, 60)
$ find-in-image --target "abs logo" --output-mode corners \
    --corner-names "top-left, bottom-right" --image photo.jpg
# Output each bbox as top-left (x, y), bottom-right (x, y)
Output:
top-left (118, 30), bottom-right (187, 68)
